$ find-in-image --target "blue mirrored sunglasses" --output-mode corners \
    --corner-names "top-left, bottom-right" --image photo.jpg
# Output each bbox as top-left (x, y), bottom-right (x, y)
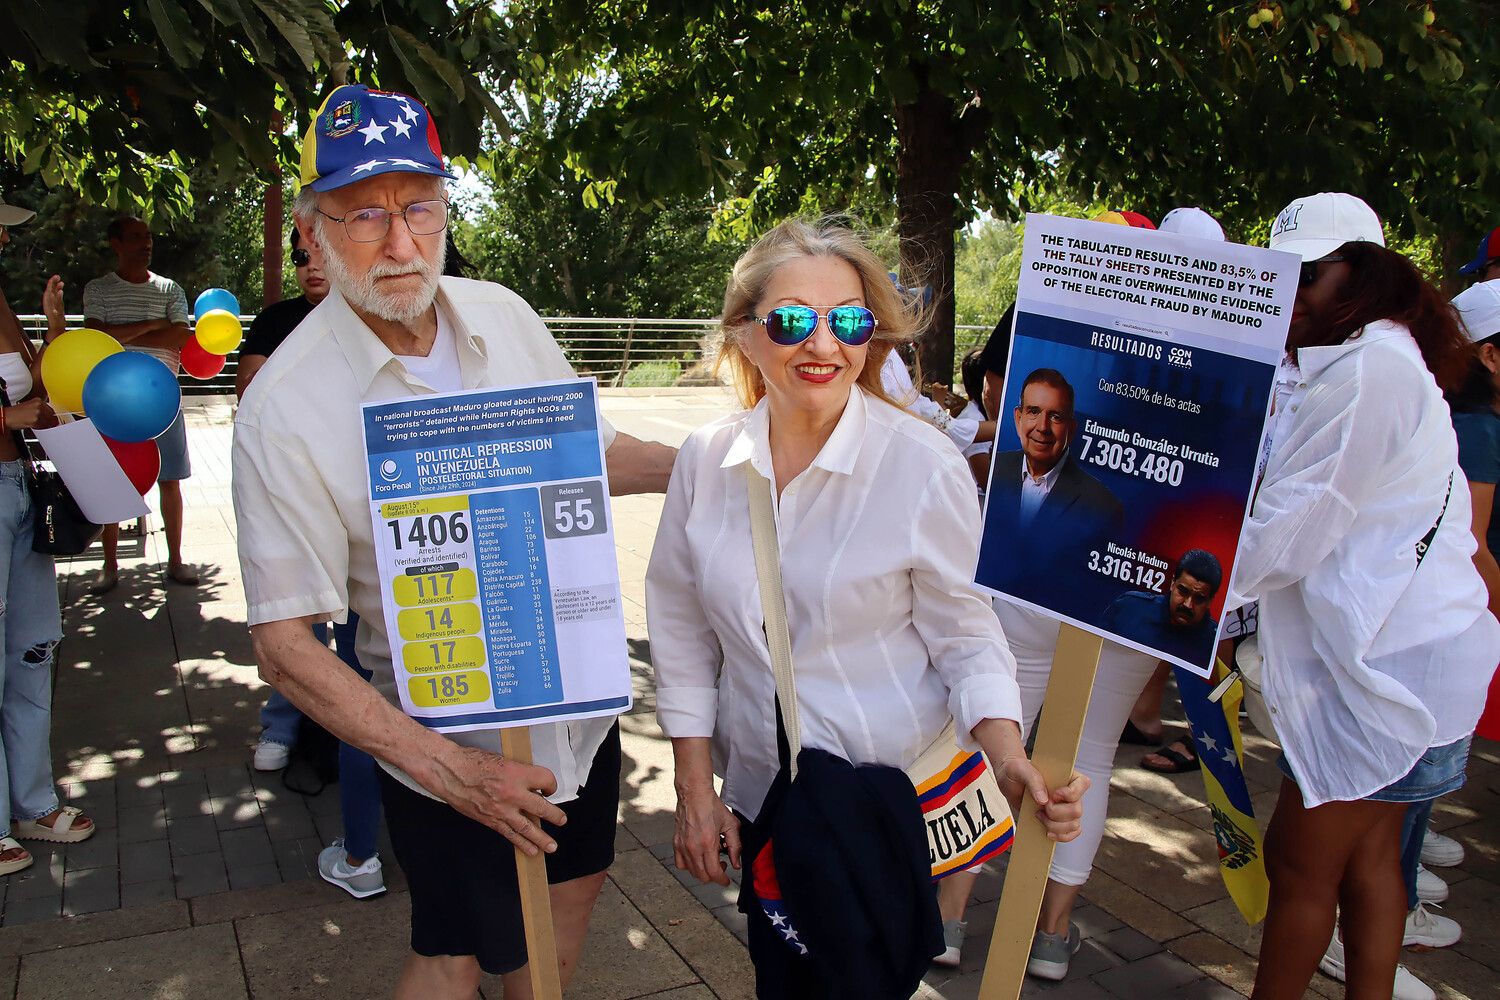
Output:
top-left (754, 305), bottom-right (877, 346)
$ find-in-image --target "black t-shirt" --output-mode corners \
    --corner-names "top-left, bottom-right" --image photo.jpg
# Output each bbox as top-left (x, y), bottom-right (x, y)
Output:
top-left (240, 295), bottom-right (316, 359)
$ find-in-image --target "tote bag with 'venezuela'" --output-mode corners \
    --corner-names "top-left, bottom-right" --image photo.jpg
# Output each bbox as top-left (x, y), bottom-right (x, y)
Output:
top-left (744, 463), bottom-right (1013, 880)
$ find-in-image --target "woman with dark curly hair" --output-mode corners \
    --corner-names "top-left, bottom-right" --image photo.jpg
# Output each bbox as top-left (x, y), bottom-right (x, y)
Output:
top-left (1235, 194), bottom-right (1496, 1000)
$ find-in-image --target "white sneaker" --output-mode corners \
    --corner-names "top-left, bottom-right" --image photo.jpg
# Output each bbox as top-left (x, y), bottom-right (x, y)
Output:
top-left (318, 838), bottom-right (386, 899)
top-left (1319, 932), bottom-right (1434, 1000)
top-left (1403, 901), bottom-right (1461, 949)
top-left (1420, 826), bottom-right (1464, 868)
top-left (933, 918), bottom-right (966, 968)
top-left (253, 740), bottom-right (290, 771)
top-left (1414, 863), bottom-right (1448, 904)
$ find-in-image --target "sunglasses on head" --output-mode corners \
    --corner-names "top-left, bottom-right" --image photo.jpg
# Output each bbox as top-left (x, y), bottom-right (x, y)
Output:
top-left (291, 248), bottom-right (311, 267)
top-left (1299, 254), bottom-right (1345, 287)
top-left (754, 305), bottom-right (877, 347)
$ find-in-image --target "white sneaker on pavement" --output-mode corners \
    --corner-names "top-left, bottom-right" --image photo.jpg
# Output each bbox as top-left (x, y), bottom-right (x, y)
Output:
top-left (1414, 863), bottom-right (1448, 904)
top-left (1419, 826), bottom-right (1464, 868)
top-left (1403, 901), bottom-right (1461, 949)
top-left (933, 919), bottom-right (966, 968)
top-left (253, 740), bottom-right (290, 772)
top-left (318, 838), bottom-right (386, 899)
top-left (1319, 932), bottom-right (1434, 1000)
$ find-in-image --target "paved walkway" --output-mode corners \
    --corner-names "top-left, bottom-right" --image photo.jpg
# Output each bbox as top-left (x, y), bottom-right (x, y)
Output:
top-left (4, 394), bottom-right (1494, 998)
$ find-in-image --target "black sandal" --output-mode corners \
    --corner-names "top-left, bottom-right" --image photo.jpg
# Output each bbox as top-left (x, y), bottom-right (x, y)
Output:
top-left (1140, 737), bottom-right (1199, 774)
top-left (1120, 720), bottom-right (1163, 746)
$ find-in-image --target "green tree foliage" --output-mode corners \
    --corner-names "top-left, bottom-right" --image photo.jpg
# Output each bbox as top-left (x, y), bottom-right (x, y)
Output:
top-left (0, 168), bottom-right (295, 318)
top-left (456, 86), bottom-right (750, 318)
top-left (1, 0), bottom-right (521, 217)
top-left (510, 0), bottom-right (1500, 383)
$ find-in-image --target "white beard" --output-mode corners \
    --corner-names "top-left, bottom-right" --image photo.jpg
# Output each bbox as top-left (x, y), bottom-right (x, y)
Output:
top-left (321, 231), bottom-right (446, 324)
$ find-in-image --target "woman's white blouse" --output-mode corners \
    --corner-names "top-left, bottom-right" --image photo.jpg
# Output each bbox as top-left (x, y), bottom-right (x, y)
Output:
top-left (646, 388), bottom-right (1022, 820)
top-left (1228, 320), bottom-right (1500, 807)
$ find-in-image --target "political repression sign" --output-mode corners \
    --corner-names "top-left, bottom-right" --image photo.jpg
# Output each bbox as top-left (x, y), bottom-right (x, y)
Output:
top-left (975, 214), bottom-right (1300, 676)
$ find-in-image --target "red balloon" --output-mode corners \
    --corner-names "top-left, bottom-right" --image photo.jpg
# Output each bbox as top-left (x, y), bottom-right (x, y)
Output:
top-left (103, 436), bottom-right (160, 495)
top-left (181, 335), bottom-right (228, 379)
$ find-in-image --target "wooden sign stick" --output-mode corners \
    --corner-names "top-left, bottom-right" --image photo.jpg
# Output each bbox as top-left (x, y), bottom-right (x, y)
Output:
top-left (978, 622), bottom-right (1106, 1000)
top-left (499, 725), bottom-right (564, 1000)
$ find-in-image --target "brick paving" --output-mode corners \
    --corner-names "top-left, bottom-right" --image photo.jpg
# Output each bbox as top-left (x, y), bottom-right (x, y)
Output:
top-left (2, 393), bottom-right (1493, 998)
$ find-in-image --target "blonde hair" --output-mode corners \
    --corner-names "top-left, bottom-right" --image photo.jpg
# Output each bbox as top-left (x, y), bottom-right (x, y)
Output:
top-left (714, 217), bottom-right (929, 410)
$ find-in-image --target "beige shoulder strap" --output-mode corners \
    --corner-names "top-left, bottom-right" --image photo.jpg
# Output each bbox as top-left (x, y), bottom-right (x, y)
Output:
top-left (743, 462), bottom-right (801, 778)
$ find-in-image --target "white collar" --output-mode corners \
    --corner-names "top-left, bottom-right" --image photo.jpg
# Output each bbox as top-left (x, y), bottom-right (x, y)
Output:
top-left (1295, 319), bottom-right (1410, 381)
top-left (721, 386), bottom-right (868, 478)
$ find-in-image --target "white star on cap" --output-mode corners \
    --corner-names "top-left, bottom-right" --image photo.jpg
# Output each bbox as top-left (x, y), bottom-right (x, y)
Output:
top-left (358, 120), bottom-right (389, 145)
top-left (387, 157), bottom-right (429, 169)
top-left (402, 102), bottom-right (420, 122)
top-left (351, 159), bottom-right (384, 174)
top-left (388, 118), bottom-right (412, 139)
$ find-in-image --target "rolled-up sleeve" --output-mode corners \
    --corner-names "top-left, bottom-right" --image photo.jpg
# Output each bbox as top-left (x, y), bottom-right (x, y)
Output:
top-left (645, 440), bottom-right (723, 738)
top-left (233, 419), bottom-right (347, 626)
top-left (909, 452), bottom-right (1023, 748)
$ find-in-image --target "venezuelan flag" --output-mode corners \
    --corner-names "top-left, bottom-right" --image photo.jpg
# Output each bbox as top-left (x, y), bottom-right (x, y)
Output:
top-left (1173, 661), bottom-right (1269, 925)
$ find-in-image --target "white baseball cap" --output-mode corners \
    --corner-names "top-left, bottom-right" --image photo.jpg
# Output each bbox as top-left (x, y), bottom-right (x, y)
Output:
top-left (1159, 207), bottom-right (1225, 242)
top-left (1268, 192), bottom-right (1384, 261)
top-left (0, 196), bottom-right (35, 227)
top-left (1454, 280), bottom-right (1500, 344)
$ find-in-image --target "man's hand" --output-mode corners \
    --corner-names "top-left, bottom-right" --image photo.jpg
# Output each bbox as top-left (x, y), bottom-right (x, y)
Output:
top-left (431, 744), bottom-right (569, 856)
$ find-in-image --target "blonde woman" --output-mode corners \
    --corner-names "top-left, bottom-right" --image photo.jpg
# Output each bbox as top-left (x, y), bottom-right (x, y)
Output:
top-left (645, 218), bottom-right (1087, 997)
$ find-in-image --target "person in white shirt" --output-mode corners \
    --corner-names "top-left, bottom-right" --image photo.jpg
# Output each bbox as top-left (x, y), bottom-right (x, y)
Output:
top-left (645, 218), bottom-right (1087, 996)
top-left (1236, 193), bottom-right (1498, 1000)
top-left (234, 83), bottom-right (675, 1000)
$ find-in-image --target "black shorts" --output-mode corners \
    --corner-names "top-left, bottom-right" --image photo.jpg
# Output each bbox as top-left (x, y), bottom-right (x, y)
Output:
top-left (378, 722), bottom-right (621, 974)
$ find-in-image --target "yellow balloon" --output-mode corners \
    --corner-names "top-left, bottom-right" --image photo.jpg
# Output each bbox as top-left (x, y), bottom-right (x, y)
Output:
top-left (195, 309), bottom-right (243, 355)
top-left (40, 329), bottom-right (124, 414)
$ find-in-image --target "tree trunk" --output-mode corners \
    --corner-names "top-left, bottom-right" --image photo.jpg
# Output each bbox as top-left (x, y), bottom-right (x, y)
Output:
top-left (263, 111), bottom-right (285, 309)
top-left (893, 83), bottom-right (967, 388)
top-left (263, 181), bottom-right (283, 308)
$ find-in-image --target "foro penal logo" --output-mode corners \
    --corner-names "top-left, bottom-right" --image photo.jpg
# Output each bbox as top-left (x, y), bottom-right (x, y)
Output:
top-left (379, 459), bottom-right (402, 482)
top-left (1168, 346), bottom-right (1193, 369)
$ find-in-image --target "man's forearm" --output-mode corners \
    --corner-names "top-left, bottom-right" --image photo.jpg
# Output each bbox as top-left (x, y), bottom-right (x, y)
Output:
top-left (130, 323), bottom-right (192, 350)
top-left (251, 620), bottom-right (456, 791)
top-left (90, 318), bottom-right (169, 343)
top-left (606, 432), bottom-right (676, 495)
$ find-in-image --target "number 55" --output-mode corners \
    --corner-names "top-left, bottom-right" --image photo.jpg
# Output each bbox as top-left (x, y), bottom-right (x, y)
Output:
top-left (553, 497), bottom-right (594, 533)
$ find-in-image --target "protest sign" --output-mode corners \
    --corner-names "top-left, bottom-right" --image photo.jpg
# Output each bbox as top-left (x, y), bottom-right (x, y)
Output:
top-left (362, 376), bottom-right (627, 999)
top-left (362, 377), bottom-right (631, 731)
top-left (975, 214), bottom-right (1299, 676)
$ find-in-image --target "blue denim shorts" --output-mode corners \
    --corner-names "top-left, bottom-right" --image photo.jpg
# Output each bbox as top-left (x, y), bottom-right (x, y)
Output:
top-left (155, 408), bottom-right (191, 481)
top-left (1277, 736), bottom-right (1472, 803)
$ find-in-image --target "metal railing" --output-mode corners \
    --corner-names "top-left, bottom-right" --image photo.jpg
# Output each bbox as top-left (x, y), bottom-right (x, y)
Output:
top-left (19, 314), bottom-right (993, 393)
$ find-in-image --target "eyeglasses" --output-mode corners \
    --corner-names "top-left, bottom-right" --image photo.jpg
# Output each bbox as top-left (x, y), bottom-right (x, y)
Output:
top-left (315, 199), bottom-right (450, 244)
top-left (1299, 254), bottom-right (1345, 287)
top-left (291, 248), bottom-right (311, 267)
top-left (754, 305), bottom-right (877, 347)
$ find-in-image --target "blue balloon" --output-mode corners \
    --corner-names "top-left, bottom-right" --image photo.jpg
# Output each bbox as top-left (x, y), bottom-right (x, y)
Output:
top-left (82, 352), bottom-right (182, 443)
top-left (194, 287), bottom-right (240, 317)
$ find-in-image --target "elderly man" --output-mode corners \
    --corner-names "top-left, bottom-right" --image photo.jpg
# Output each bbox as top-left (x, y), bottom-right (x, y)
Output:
top-left (233, 84), bottom-right (674, 999)
top-left (83, 216), bottom-right (198, 591)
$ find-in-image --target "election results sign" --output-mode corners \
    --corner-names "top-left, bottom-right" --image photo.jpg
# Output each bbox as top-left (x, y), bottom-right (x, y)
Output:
top-left (362, 378), bottom-right (631, 732)
top-left (975, 214), bottom-right (1299, 675)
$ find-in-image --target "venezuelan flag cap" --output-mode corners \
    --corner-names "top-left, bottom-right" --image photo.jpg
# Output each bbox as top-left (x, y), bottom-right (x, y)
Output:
top-left (299, 84), bottom-right (456, 193)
